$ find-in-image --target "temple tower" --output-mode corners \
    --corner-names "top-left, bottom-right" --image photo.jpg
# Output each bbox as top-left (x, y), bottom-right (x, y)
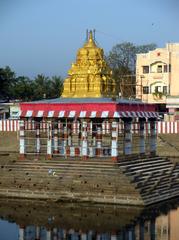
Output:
top-left (62, 30), bottom-right (117, 98)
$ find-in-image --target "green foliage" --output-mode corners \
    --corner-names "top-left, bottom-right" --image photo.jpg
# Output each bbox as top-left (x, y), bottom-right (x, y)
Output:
top-left (0, 66), bottom-right (63, 101)
top-left (0, 66), bottom-right (16, 99)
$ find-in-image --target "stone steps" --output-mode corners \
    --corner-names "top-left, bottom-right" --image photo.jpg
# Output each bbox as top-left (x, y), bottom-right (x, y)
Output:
top-left (118, 156), bottom-right (179, 205)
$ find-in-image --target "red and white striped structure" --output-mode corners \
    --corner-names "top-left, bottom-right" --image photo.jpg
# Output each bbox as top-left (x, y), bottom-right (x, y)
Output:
top-left (1, 119), bottom-right (179, 134)
top-left (157, 121), bottom-right (179, 134)
top-left (15, 98), bottom-right (163, 159)
top-left (20, 109), bottom-right (158, 119)
top-left (0, 119), bottom-right (19, 131)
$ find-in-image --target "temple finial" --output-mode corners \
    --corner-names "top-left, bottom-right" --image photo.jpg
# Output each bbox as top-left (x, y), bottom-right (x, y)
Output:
top-left (89, 30), bottom-right (93, 41)
top-left (86, 29), bottom-right (89, 41)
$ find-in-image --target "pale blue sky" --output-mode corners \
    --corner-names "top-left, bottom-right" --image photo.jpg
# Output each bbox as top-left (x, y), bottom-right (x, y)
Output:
top-left (0, 0), bottom-right (178, 78)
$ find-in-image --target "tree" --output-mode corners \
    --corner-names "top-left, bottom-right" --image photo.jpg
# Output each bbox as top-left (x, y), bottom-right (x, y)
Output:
top-left (32, 74), bottom-right (63, 100)
top-left (0, 66), bottom-right (16, 99)
top-left (10, 76), bottom-right (35, 101)
top-left (106, 42), bottom-right (157, 98)
top-left (49, 76), bottom-right (63, 98)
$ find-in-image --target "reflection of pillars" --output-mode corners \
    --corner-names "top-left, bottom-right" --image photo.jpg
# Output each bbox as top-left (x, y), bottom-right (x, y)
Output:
top-left (53, 228), bottom-right (58, 240)
top-left (124, 119), bottom-right (132, 155)
top-left (111, 230), bottom-right (117, 240)
top-left (127, 227), bottom-right (135, 240)
top-left (81, 233), bottom-right (87, 240)
top-left (46, 230), bottom-right (51, 240)
top-left (19, 120), bottom-right (25, 160)
top-left (96, 234), bottom-right (101, 240)
top-left (149, 120), bottom-right (157, 155)
top-left (96, 127), bottom-right (102, 157)
top-left (36, 122), bottom-right (40, 156)
top-left (139, 221), bottom-right (145, 240)
top-left (82, 121), bottom-right (88, 160)
top-left (150, 218), bottom-right (156, 240)
top-left (19, 226), bottom-right (25, 240)
top-left (53, 126), bottom-right (58, 154)
top-left (139, 119), bottom-right (145, 154)
top-left (47, 121), bottom-right (52, 159)
top-left (111, 121), bottom-right (118, 162)
top-left (35, 226), bottom-right (40, 240)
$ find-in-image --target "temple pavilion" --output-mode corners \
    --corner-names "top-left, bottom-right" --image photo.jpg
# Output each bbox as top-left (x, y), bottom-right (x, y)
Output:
top-left (19, 31), bottom-right (158, 161)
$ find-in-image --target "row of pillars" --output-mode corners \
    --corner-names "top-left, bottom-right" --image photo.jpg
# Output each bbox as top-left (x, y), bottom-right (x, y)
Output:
top-left (19, 219), bottom-right (156, 240)
top-left (19, 118), bottom-right (157, 161)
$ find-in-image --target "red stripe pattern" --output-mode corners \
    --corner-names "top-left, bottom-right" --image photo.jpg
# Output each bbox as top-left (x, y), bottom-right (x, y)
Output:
top-left (20, 110), bottom-right (159, 118)
top-left (1, 120), bottom-right (179, 134)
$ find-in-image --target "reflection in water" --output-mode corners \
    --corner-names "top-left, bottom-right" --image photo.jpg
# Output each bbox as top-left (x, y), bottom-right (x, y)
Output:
top-left (0, 198), bottom-right (179, 239)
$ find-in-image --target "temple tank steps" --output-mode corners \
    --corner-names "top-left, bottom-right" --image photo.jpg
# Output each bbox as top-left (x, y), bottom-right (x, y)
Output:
top-left (0, 157), bottom-right (142, 205)
top-left (118, 156), bottom-right (179, 205)
top-left (0, 156), bottom-right (179, 205)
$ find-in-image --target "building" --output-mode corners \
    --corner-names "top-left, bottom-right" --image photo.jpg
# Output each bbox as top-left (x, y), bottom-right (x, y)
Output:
top-left (136, 43), bottom-right (179, 118)
top-left (0, 101), bottom-right (9, 119)
top-left (19, 30), bottom-right (158, 160)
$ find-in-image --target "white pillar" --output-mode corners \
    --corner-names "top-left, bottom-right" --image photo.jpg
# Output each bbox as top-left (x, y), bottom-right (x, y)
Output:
top-left (58, 121), bottom-right (63, 154)
top-left (124, 119), bottom-right (132, 155)
top-left (96, 127), bottom-right (102, 157)
top-left (88, 121), bottom-right (94, 157)
top-left (36, 122), bottom-right (40, 155)
top-left (149, 119), bottom-right (157, 155)
top-left (47, 121), bottom-right (52, 159)
top-left (81, 121), bottom-right (88, 159)
top-left (102, 121), bottom-right (106, 135)
top-left (111, 121), bottom-right (118, 162)
top-left (53, 126), bottom-right (58, 154)
top-left (63, 126), bottom-right (69, 156)
top-left (139, 119), bottom-right (145, 154)
top-left (106, 120), bottom-right (110, 134)
top-left (19, 120), bottom-right (25, 160)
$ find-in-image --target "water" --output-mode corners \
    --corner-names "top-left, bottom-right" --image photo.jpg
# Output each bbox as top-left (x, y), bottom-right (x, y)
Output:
top-left (0, 198), bottom-right (179, 240)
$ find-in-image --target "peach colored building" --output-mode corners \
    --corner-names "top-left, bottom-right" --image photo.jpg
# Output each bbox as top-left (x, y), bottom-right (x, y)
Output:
top-left (136, 43), bottom-right (179, 120)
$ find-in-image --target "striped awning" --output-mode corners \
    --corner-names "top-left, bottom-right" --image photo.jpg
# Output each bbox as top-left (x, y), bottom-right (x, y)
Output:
top-left (19, 110), bottom-right (159, 118)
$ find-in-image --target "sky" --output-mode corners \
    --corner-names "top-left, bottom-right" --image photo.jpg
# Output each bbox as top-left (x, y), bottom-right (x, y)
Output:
top-left (0, 0), bottom-right (178, 78)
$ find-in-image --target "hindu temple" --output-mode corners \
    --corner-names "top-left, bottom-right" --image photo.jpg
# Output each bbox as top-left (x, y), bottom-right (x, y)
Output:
top-left (2, 31), bottom-right (179, 206)
top-left (62, 30), bottom-right (116, 98)
top-left (19, 30), bottom-right (158, 161)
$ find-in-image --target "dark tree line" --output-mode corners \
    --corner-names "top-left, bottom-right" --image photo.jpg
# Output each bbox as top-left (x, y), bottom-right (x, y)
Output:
top-left (0, 66), bottom-right (63, 101)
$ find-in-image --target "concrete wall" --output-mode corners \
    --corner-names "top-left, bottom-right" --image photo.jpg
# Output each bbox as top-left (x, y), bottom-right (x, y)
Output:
top-left (0, 132), bottom-right (19, 152)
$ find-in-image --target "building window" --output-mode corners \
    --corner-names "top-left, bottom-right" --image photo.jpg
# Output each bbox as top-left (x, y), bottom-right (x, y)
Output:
top-left (157, 65), bottom-right (162, 73)
top-left (155, 86), bottom-right (162, 93)
top-left (163, 86), bottom-right (167, 94)
top-left (143, 86), bottom-right (149, 94)
top-left (143, 66), bottom-right (149, 74)
top-left (169, 64), bottom-right (171, 72)
top-left (164, 65), bottom-right (167, 72)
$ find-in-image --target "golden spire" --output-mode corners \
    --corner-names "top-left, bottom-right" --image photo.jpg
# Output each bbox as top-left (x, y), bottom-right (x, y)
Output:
top-left (62, 30), bottom-right (117, 98)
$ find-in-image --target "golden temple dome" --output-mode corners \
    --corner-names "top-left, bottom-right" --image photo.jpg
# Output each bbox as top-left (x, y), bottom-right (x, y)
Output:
top-left (62, 30), bottom-right (117, 98)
